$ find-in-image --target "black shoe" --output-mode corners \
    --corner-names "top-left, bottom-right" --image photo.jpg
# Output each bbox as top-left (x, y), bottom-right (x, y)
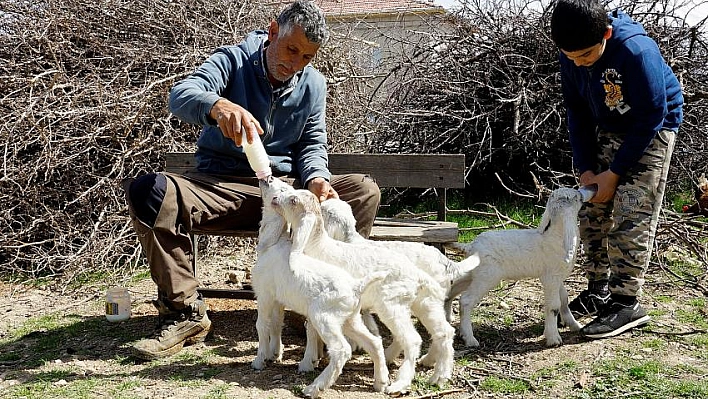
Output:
top-left (568, 288), bottom-right (611, 320)
top-left (581, 300), bottom-right (650, 339)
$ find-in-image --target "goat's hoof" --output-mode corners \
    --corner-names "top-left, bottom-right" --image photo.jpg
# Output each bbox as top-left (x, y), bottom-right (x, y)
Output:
top-left (385, 381), bottom-right (410, 395)
top-left (417, 353), bottom-right (435, 368)
top-left (545, 336), bottom-right (562, 347)
top-left (297, 361), bottom-right (316, 373)
top-left (251, 358), bottom-right (266, 370)
top-left (428, 373), bottom-right (450, 386)
top-left (302, 383), bottom-right (321, 398)
top-left (372, 379), bottom-right (389, 392)
top-left (462, 337), bottom-right (480, 348)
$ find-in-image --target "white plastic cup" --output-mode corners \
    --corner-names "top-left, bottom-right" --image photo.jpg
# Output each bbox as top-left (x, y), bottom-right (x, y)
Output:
top-left (105, 287), bottom-right (131, 322)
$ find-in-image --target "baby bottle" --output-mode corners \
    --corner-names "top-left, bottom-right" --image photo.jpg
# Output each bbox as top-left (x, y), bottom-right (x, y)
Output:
top-left (578, 184), bottom-right (598, 202)
top-left (242, 127), bottom-right (272, 179)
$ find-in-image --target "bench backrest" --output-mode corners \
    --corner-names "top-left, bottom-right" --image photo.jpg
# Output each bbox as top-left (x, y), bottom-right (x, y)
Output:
top-left (164, 152), bottom-right (466, 220)
top-left (164, 152), bottom-right (466, 189)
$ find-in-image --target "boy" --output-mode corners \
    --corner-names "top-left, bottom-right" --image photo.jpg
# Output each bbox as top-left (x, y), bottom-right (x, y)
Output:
top-left (550, 0), bottom-right (683, 339)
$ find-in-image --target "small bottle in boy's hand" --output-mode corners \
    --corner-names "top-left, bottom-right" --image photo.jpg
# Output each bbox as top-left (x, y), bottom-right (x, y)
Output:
top-left (242, 126), bottom-right (272, 179)
top-left (578, 184), bottom-right (598, 202)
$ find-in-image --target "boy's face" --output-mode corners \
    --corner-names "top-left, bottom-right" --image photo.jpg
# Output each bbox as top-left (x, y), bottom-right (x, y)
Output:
top-left (562, 40), bottom-right (606, 67)
top-left (561, 27), bottom-right (612, 68)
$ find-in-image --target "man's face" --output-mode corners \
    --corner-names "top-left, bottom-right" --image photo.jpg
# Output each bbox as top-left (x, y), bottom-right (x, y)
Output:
top-left (266, 21), bottom-right (320, 83)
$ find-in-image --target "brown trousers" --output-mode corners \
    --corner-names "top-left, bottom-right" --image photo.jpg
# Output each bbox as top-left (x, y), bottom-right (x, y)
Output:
top-left (126, 170), bottom-right (380, 309)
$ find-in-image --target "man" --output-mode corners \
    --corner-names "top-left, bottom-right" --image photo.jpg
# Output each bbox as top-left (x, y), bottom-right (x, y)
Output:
top-left (125, 0), bottom-right (380, 359)
top-left (550, 0), bottom-right (683, 339)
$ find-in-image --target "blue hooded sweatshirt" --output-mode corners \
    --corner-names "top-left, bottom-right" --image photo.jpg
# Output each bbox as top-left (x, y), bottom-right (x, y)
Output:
top-left (169, 31), bottom-right (330, 184)
top-left (559, 10), bottom-right (683, 176)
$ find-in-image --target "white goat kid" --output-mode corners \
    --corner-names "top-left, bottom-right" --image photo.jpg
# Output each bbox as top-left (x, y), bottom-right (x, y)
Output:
top-left (321, 198), bottom-right (478, 322)
top-left (272, 188), bottom-right (455, 395)
top-left (252, 177), bottom-right (389, 398)
top-left (447, 187), bottom-right (584, 347)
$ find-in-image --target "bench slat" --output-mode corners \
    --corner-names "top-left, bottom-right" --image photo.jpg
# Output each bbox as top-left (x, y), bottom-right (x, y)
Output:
top-left (370, 218), bottom-right (458, 243)
top-left (165, 152), bottom-right (466, 189)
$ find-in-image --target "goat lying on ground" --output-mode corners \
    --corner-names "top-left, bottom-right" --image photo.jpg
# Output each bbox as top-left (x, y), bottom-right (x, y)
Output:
top-left (446, 187), bottom-right (584, 347)
top-left (321, 198), bottom-right (479, 322)
top-left (251, 176), bottom-right (389, 398)
top-left (272, 187), bottom-right (455, 395)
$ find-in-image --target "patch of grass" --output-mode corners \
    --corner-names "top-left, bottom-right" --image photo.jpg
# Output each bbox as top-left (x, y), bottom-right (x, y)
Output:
top-left (579, 358), bottom-right (708, 399)
top-left (5, 371), bottom-right (102, 399)
top-left (411, 374), bottom-right (445, 393)
top-left (479, 375), bottom-right (532, 394)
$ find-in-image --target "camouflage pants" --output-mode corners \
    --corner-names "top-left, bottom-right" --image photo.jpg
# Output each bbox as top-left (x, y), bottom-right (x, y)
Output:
top-left (579, 129), bottom-right (676, 296)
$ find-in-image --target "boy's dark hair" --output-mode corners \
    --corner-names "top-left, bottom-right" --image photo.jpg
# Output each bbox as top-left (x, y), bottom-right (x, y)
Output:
top-left (551, 0), bottom-right (609, 51)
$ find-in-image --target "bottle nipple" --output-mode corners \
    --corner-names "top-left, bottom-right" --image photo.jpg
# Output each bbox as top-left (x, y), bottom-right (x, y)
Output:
top-left (578, 184), bottom-right (598, 202)
top-left (242, 126), bottom-right (272, 179)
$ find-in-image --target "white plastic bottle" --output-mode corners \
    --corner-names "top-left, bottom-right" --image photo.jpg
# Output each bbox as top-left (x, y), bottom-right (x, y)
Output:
top-left (242, 128), bottom-right (272, 179)
top-left (578, 184), bottom-right (598, 202)
top-left (105, 287), bottom-right (131, 322)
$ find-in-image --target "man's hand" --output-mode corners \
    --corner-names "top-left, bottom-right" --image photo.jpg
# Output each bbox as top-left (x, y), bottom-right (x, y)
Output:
top-left (579, 169), bottom-right (620, 203)
top-left (209, 98), bottom-right (263, 146)
top-left (307, 177), bottom-right (338, 203)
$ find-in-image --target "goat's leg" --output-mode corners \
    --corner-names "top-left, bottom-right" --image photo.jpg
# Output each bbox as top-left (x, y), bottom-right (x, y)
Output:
top-left (443, 297), bottom-right (455, 323)
top-left (252, 296), bottom-right (277, 370)
top-left (361, 309), bottom-right (380, 336)
top-left (269, 305), bottom-right (285, 362)
top-left (413, 297), bottom-right (455, 385)
top-left (377, 306), bottom-right (422, 395)
top-left (302, 318), bottom-right (352, 398)
top-left (540, 275), bottom-right (563, 347)
top-left (343, 313), bottom-right (389, 392)
top-left (558, 284), bottom-right (582, 331)
top-left (384, 338), bottom-right (403, 364)
top-left (458, 278), bottom-right (498, 347)
top-left (299, 320), bottom-right (323, 372)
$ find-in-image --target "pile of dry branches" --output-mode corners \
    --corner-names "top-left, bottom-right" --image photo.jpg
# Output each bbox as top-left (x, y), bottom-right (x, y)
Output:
top-left (0, 0), bottom-right (706, 285)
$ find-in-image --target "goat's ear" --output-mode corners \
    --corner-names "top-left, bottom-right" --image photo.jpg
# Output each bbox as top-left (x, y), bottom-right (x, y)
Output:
top-left (538, 208), bottom-right (552, 233)
top-left (563, 219), bottom-right (579, 264)
top-left (291, 213), bottom-right (316, 253)
top-left (258, 213), bottom-right (287, 249)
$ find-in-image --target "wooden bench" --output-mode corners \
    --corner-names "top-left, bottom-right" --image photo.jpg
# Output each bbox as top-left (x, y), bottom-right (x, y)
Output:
top-left (165, 152), bottom-right (466, 299)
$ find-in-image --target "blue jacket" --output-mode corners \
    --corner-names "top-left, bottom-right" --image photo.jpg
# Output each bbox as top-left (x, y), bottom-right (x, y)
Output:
top-left (559, 10), bottom-right (683, 176)
top-left (169, 31), bottom-right (330, 184)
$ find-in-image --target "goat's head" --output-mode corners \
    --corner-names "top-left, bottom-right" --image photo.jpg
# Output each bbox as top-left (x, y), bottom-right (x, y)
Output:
top-left (272, 188), bottom-right (322, 253)
top-left (257, 176), bottom-right (294, 250)
top-left (538, 187), bottom-right (583, 264)
top-left (321, 198), bottom-right (359, 242)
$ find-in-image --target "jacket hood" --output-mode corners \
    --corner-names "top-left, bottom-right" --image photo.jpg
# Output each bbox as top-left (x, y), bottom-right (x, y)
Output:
top-left (605, 10), bottom-right (647, 54)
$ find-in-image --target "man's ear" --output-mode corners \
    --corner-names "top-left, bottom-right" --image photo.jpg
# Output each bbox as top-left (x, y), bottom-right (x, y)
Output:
top-left (268, 20), bottom-right (279, 41)
top-left (603, 26), bottom-right (613, 40)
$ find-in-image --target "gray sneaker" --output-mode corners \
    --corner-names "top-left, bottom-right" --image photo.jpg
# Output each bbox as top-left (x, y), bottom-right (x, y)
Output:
top-left (568, 288), bottom-right (611, 319)
top-left (581, 300), bottom-right (650, 339)
top-left (133, 299), bottom-right (211, 360)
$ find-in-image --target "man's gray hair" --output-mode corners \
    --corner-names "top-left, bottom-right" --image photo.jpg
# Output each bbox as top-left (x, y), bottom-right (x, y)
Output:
top-left (277, 0), bottom-right (329, 46)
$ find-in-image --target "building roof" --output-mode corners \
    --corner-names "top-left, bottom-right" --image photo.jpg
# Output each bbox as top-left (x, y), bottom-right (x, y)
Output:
top-left (316, 0), bottom-right (444, 17)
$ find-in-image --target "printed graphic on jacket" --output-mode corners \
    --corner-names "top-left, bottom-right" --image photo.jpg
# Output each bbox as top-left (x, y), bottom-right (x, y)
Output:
top-left (601, 68), bottom-right (631, 114)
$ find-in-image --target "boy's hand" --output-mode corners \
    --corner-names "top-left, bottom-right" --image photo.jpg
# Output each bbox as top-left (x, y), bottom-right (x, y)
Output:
top-left (581, 170), bottom-right (620, 203)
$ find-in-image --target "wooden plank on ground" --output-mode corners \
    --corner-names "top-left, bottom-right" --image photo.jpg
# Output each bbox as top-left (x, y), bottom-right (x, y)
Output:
top-left (370, 218), bottom-right (458, 243)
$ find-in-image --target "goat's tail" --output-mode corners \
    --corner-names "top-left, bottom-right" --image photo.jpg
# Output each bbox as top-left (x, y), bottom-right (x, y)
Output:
top-left (444, 241), bottom-right (474, 257)
top-left (353, 271), bottom-right (388, 308)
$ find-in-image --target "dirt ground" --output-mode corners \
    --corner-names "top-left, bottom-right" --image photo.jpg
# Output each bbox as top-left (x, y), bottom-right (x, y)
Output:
top-left (1, 238), bottom-right (706, 398)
